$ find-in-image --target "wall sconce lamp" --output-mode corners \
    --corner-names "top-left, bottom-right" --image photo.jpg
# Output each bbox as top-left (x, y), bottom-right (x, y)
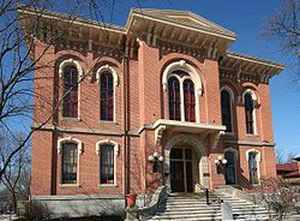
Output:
top-left (148, 152), bottom-right (164, 173)
top-left (214, 155), bottom-right (227, 174)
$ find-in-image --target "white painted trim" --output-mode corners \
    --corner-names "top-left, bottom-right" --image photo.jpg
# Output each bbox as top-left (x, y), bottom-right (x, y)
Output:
top-left (220, 86), bottom-right (235, 134)
top-left (59, 58), bottom-right (83, 78)
top-left (95, 139), bottom-right (119, 186)
top-left (242, 89), bottom-right (258, 135)
top-left (96, 65), bottom-right (119, 122)
top-left (224, 147), bottom-right (238, 185)
top-left (246, 148), bottom-right (261, 185)
top-left (162, 60), bottom-right (202, 123)
top-left (57, 137), bottom-right (83, 186)
top-left (59, 58), bottom-right (83, 121)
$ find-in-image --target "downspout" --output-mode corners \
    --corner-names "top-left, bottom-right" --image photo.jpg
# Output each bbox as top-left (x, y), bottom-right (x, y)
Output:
top-left (123, 40), bottom-right (130, 197)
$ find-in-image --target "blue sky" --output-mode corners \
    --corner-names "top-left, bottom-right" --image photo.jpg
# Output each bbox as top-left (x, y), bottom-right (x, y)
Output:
top-left (100, 0), bottom-right (297, 158)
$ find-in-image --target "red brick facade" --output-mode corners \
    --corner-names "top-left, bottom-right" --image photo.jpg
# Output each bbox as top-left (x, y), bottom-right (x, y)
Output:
top-left (25, 8), bottom-right (284, 198)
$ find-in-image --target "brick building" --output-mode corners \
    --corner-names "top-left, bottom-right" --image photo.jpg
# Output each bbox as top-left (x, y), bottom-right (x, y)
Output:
top-left (19, 8), bottom-right (284, 217)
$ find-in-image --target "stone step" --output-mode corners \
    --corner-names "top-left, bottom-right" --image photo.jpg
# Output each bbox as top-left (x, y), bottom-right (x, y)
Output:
top-left (150, 213), bottom-right (222, 220)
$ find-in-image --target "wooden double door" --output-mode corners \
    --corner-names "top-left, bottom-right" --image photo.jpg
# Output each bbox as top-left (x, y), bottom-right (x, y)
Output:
top-left (170, 147), bottom-right (194, 192)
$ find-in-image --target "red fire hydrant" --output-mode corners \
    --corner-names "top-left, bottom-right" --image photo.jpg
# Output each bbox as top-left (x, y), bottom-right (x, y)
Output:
top-left (126, 193), bottom-right (137, 208)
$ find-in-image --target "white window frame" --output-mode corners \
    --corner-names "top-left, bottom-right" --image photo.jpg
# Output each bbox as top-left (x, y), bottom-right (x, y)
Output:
top-left (224, 147), bottom-right (238, 185)
top-left (59, 58), bottom-right (83, 120)
top-left (220, 86), bottom-right (235, 134)
top-left (96, 65), bottom-right (119, 122)
top-left (57, 137), bottom-right (83, 186)
top-left (95, 139), bottom-right (119, 187)
top-left (246, 148), bottom-right (261, 185)
top-left (162, 60), bottom-right (202, 123)
top-left (242, 89), bottom-right (258, 135)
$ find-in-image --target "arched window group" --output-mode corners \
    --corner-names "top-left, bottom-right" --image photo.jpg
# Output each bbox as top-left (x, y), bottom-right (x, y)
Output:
top-left (168, 71), bottom-right (196, 122)
top-left (220, 87), bottom-right (257, 135)
top-left (60, 59), bottom-right (118, 122)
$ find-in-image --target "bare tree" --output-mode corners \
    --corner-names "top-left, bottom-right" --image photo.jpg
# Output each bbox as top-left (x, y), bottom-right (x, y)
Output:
top-left (260, 177), bottom-right (298, 221)
top-left (0, 0), bottom-right (148, 182)
top-left (0, 133), bottom-right (30, 213)
top-left (264, 0), bottom-right (300, 73)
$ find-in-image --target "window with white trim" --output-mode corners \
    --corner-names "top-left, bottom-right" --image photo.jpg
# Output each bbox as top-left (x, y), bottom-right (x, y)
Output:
top-left (244, 92), bottom-right (254, 134)
top-left (57, 137), bottom-right (82, 185)
top-left (62, 143), bottom-right (78, 184)
top-left (96, 65), bottom-right (119, 122)
top-left (96, 140), bottom-right (119, 186)
top-left (168, 70), bottom-right (196, 122)
top-left (162, 60), bottom-right (202, 123)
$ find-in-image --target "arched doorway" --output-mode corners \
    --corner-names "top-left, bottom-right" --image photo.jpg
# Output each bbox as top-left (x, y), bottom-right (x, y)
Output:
top-left (170, 147), bottom-right (193, 192)
top-left (164, 134), bottom-right (208, 193)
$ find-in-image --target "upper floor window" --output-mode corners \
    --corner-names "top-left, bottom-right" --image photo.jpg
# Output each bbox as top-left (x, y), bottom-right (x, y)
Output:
top-left (168, 76), bottom-right (181, 121)
top-left (162, 60), bottom-right (202, 123)
top-left (221, 89), bottom-right (233, 133)
top-left (167, 71), bottom-right (196, 122)
top-left (63, 66), bottom-right (78, 118)
top-left (244, 93), bottom-right (254, 134)
top-left (100, 72), bottom-right (114, 121)
top-left (96, 64), bottom-right (119, 122)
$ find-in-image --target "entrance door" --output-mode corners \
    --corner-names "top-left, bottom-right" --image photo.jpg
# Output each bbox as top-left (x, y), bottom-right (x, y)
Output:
top-left (248, 152), bottom-right (259, 185)
top-left (225, 151), bottom-right (236, 185)
top-left (170, 147), bottom-right (193, 192)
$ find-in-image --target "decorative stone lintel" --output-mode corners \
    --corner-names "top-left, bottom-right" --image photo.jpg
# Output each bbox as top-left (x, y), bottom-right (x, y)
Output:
top-left (155, 125), bottom-right (167, 146)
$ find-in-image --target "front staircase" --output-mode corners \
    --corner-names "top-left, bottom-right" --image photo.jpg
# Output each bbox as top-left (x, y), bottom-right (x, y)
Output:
top-left (148, 192), bottom-right (275, 221)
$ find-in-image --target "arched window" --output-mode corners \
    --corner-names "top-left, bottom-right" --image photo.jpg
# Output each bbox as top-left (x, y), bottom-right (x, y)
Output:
top-left (184, 79), bottom-right (195, 122)
top-left (63, 66), bottom-right (78, 118)
top-left (100, 72), bottom-right (114, 121)
top-left (162, 60), bottom-right (202, 122)
top-left (225, 150), bottom-right (237, 185)
top-left (168, 77), bottom-right (181, 121)
top-left (61, 143), bottom-right (78, 184)
top-left (221, 90), bottom-right (233, 132)
top-left (244, 93), bottom-right (254, 134)
top-left (248, 151), bottom-right (259, 185)
top-left (167, 70), bottom-right (196, 122)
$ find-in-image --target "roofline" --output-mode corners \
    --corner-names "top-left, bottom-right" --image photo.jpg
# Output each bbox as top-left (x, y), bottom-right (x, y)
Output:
top-left (226, 51), bottom-right (285, 71)
top-left (17, 6), bottom-right (126, 34)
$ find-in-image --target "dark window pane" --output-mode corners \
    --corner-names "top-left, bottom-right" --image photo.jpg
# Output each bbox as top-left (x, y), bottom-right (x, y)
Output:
top-left (244, 93), bottom-right (254, 134)
top-left (100, 144), bottom-right (114, 184)
top-left (168, 77), bottom-right (181, 120)
top-left (63, 66), bottom-right (78, 118)
top-left (185, 149), bottom-right (192, 160)
top-left (62, 143), bottom-right (78, 184)
top-left (225, 151), bottom-right (236, 185)
top-left (170, 148), bottom-right (183, 159)
top-left (221, 90), bottom-right (232, 132)
top-left (183, 79), bottom-right (195, 122)
top-left (100, 72), bottom-right (114, 121)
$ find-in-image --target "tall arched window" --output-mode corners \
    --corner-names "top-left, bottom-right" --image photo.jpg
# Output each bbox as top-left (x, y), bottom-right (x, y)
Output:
top-left (63, 66), bottom-right (78, 118)
top-left (100, 72), bottom-right (114, 121)
top-left (221, 90), bottom-right (232, 132)
top-left (168, 77), bottom-right (181, 121)
top-left (100, 144), bottom-right (114, 184)
top-left (183, 79), bottom-right (195, 122)
top-left (167, 71), bottom-right (196, 122)
top-left (244, 93), bottom-right (254, 134)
